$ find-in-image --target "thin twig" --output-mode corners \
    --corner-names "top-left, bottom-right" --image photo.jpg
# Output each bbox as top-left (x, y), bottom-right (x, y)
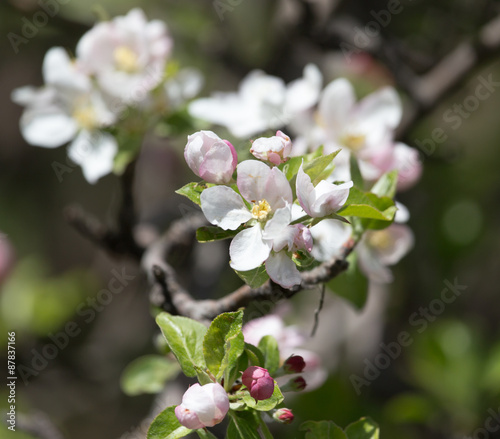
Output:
top-left (311, 284), bottom-right (326, 337)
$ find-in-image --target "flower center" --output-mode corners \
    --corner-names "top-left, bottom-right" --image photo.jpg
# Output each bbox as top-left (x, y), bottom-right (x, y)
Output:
top-left (113, 46), bottom-right (139, 73)
top-left (366, 230), bottom-right (394, 250)
top-left (251, 199), bottom-right (271, 221)
top-left (73, 105), bottom-right (97, 130)
top-left (340, 133), bottom-right (366, 151)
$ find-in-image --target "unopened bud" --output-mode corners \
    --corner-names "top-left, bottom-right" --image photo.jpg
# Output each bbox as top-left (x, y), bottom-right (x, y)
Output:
top-left (281, 376), bottom-right (307, 392)
top-left (283, 355), bottom-right (306, 374)
top-left (241, 366), bottom-right (274, 400)
top-left (273, 408), bottom-right (294, 424)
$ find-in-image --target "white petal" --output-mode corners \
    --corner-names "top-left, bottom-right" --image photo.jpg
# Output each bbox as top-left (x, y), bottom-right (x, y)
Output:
top-left (312, 180), bottom-right (353, 216)
top-left (357, 243), bottom-right (393, 284)
top-left (265, 167), bottom-right (293, 209)
top-left (355, 87), bottom-right (402, 131)
top-left (375, 224), bottom-right (414, 266)
top-left (310, 219), bottom-right (352, 262)
top-left (68, 130), bottom-right (117, 183)
top-left (229, 225), bottom-right (271, 271)
top-left (236, 160), bottom-right (271, 204)
top-left (395, 202), bottom-right (410, 224)
top-left (20, 108), bottom-right (77, 148)
top-left (42, 47), bottom-right (90, 91)
top-left (265, 252), bottom-right (301, 288)
top-left (263, 206), bottom-right (293, 251)
top-left (200, 186), bottom-right (252, 230)
top-left (318, 78), bottom-right (356, 133)
top-left (285, 64), bottom-right (322, 114)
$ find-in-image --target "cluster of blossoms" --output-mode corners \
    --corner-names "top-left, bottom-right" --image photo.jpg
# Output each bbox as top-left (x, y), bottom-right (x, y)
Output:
top-left (184, 130), bottom-right (353, 288)
top-left (12, 9), bottom-right (201, 183)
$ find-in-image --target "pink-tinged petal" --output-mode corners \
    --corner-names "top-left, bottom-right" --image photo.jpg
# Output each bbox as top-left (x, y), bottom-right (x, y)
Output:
top-left (355, 87), bottom-right (402, 131)
top-left (357, 243), bottom-right (393, 284)
top-left (200, 186), bottom-right (252, 230)
top-left (175, 405), bottom-right (204, 430)
top-left (266, 251), bottom-right (301, 288)
top-left (20, 108), bottom-right (78, 148)
top-left (311, 180), bottom-right (353, 216)
top-left (374, 224), bottom-right (414, 266)
top-left (210, 383), bottom-right (230, 424)
top-left (296, 164), bottom-right (316, 217)
top-left (242, 315), bottom-right (285, 347)
top-left (178, 383), bottom-right (229, 428)
top-left (318, 78), bottom-right (356, 134)
top-left (223, 139), bottom-right (238, 170)
top-left (393, 143), bottom-right (422, 191)
top-left (229, 225), bottom-right (271, 271)
top-left (68, 130), bottom-right (117, 184)
top-left (265, 167), bottom-right (293, 209)
top-left (310, 219), bottom-right (352, 262)
top-left (236, 160), bottom-right (271, 204)
top-left (199, 142), bottom-right (237, 184)
top-left (294, 224), bottom-right (313, 253)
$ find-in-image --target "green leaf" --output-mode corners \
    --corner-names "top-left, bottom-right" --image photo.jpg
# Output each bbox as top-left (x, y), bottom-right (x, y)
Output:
top-left (258, 335), bottom-right (280, 375)
top-left (280, 156), bottom-right (303, 180)
top-left (226, 412), bottom-right (262, 439)
top-left (203, 310), bottom-right (245, 380)
top-left (303, 150), bottom-right (340, 185)
top-left (175, 182), bottom-right (213, 206)
top-left (121, 355), bottom-right (180, 396)
top-left (234, 265), bottom-right (269, 288)
top-left (147, 406), bottom-right (193, 439)
top-left (349, 154), bottom-right (364, 189)
top-left (245, 343), bottom-right (265, 367)
top-left (242, 380), bottom-right (284, 411)
top-left (327, 252), bottom-right (368, 310)
top-left (344, 417), bottom-right (380, 439)
top-left (300, 421), bottom-right (347, 439)
top-left (197, 226), bottom-right (240, 242)
top-left (337, 187), bottom-right (396, 223)
top-left (370, 170), bottom-right (398, 199)
top-left (156, 313), bottom-right (207, 377)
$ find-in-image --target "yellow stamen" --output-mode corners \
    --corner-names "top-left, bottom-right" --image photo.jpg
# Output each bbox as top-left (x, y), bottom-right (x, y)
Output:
top-left (367, 230), bottom-right (394, 250)
top-left (340, 133), bottom-right (366, 151)
top-left (251, 199), bottom-right (271, 221)
top-left (73, 106), bottom-right (97, 130)
top-left (113, 46), bottom-right (139, 73)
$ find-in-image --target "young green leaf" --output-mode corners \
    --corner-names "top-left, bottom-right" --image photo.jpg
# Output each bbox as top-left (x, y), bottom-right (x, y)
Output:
top-left (197, 226), bottom-right (240, 242)
top-left (120, 355), bottom-right (180, 396)
top-left (196, 429), bottom-right (219, 439)
top-left (300, 420), bottom-right (347, 439)
top-left (327, 252), bottom-right (368, 310)
top-left (176, 182), bottom-right (213, 206)
top-left (147, 406), bottom-right (193, 439)
top-left (344, 417), bottom-right (380, 439)
top-left (156, 313), bottom-right (207, 377)
top-left (258, 335), bottom-right (280, 375)
top-left (234, 265), bottom-right (270, 288)
top-left (203, 310), bottom-right (245, 380)
top-left (245, 343), bottom-right (265, 367)
top-left (226, 412), bottom-right (262, 439)
top-left (242, 380), bottom-right (284, 411)
top-left (349, 154), bottom-right (364, 190)
top-left (337, 187), bottom-right (396, 223)
top-left (303, 150), bottom-right (340, 186)
top-left (370, 170), bottom-right (398, 199)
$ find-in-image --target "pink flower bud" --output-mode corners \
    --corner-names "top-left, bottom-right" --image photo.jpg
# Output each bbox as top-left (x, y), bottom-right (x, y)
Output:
top-left (292, 224), bottom-right (313, 253)
top-left (175, 383), bottom-right (229, 429)
top-left (250, 130), bottom-right (292, 165)
top-left (283, 355), bottom-right (306, 374)
top-left (273, 408), bottom-right (294, 424)
top-left (281, 376), bottom-right (307, 392)
top-left (241, 366), bottom-right (275, 401)
top-left (184, 130), bottom-right (237, 184)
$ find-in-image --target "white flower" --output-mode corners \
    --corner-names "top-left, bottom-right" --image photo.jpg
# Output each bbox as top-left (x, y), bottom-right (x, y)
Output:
top-left (189, 64), bottom-right (322, 138)
top-left (11, 47), bottom-right (118, 184)
top-left (76, 8), bottom-right (172, 104)
top-left (200, 160), bottom-right (307, 288)
top-left (164, 68), bottom-right (204, 109)
top-left (296, 164), bottom-right (353, 217)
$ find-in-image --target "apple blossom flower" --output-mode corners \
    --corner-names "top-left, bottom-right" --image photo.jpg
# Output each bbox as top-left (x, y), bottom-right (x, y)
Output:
top-left (11, 47), bottom-right (118, 184)
top-left (296, 164), bottom-right (353, 217)
top-left (189, 64), bottom-right (322, 138)
top-left (273, 408), bottom-right (294, 424)
top-left (241, 366), bottom-right (275, 400)
top-left (164, 68), bottom-right (204, 109)
top-left (76, 8), bottom-right (172, 104)
top-left (174, 383), bottom-right (229, 430)
top-left (250, 130), bottom-right (292, 165)
top-left (184, 131), bottom-right (237, 184)
top-left (200, 159), bottom-right (308, 287)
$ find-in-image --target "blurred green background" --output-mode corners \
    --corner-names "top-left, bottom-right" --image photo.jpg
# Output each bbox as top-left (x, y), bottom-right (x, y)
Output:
top-left (1, 0), bottom-right (500, 438)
